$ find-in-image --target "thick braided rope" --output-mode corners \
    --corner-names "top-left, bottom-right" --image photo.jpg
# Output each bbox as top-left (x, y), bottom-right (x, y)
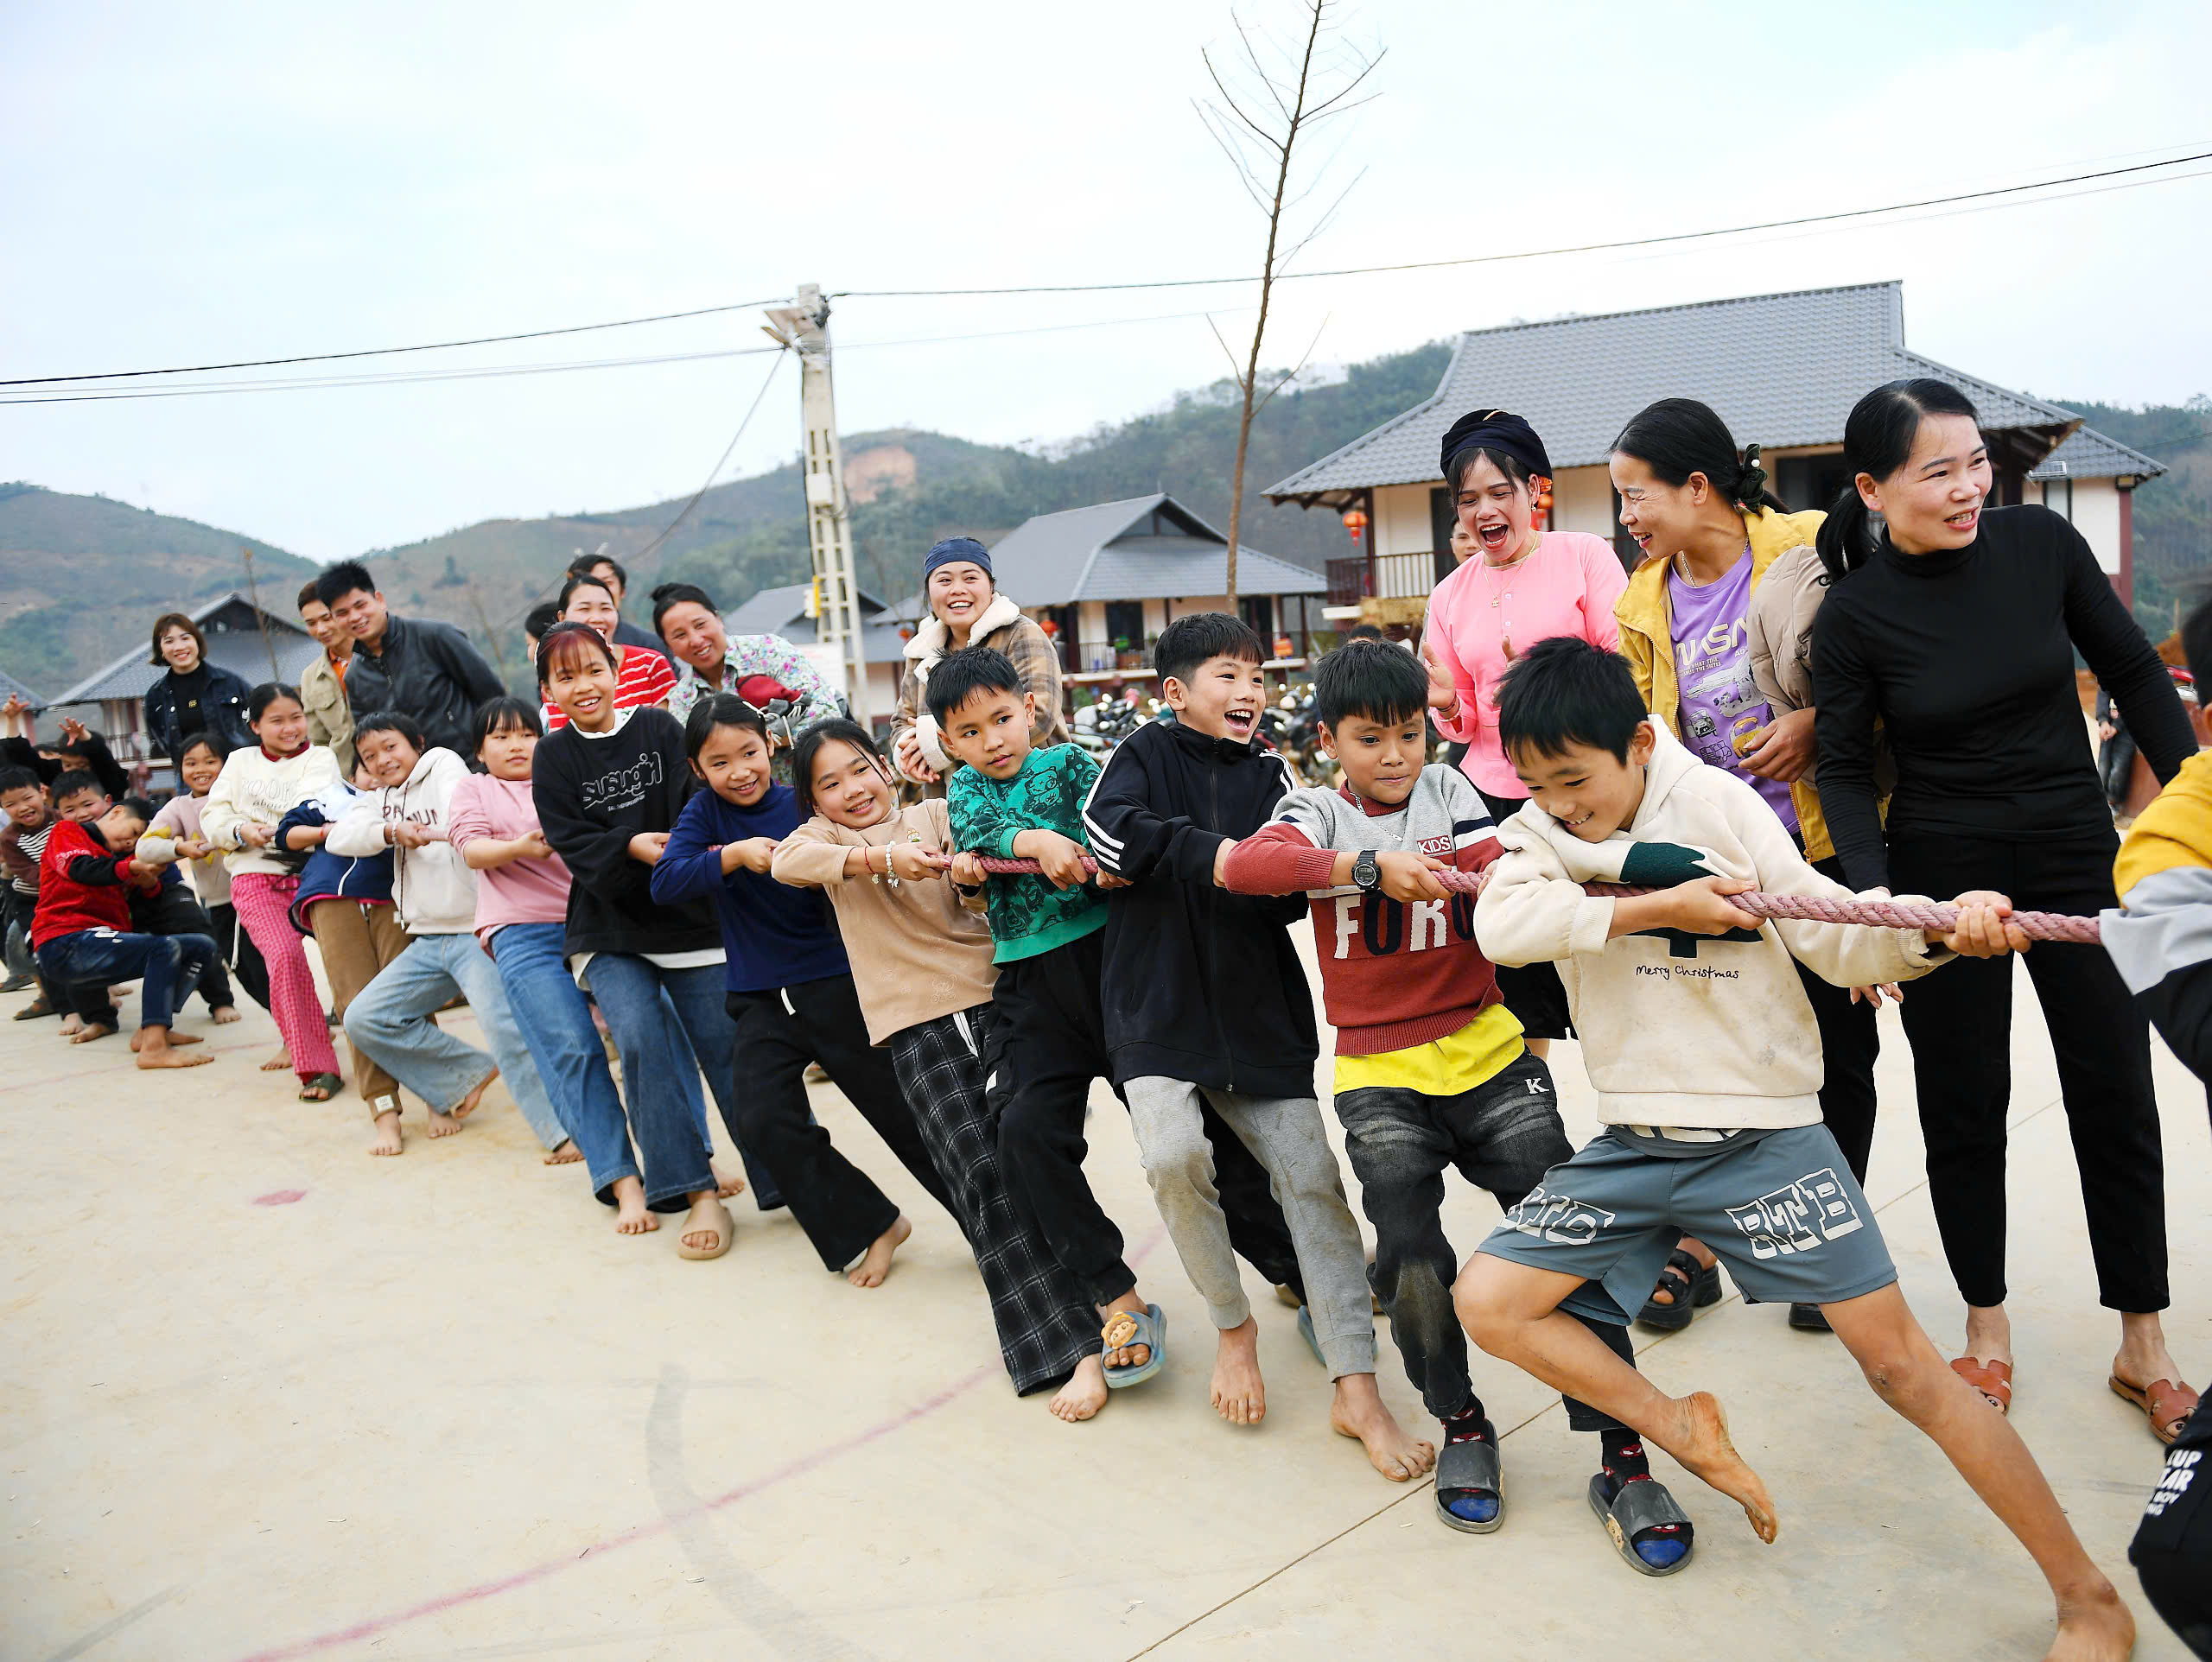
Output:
top-left (968, 855), bottom-right (2104, 943)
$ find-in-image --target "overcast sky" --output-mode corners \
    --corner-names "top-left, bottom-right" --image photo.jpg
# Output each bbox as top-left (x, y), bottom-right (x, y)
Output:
top-left (4, 0), bottom-right (2209, 560)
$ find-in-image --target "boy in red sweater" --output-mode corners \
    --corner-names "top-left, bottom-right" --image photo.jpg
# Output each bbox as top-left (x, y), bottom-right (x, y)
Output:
top-left (1216, 642), bottom-right (1693, 1570)
top-left (31, 796), bottom-right (215, 1069)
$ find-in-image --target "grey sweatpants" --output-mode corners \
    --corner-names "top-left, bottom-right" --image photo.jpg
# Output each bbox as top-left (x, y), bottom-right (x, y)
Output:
top-left (1123, 1075), bottom-right (1379, 1379)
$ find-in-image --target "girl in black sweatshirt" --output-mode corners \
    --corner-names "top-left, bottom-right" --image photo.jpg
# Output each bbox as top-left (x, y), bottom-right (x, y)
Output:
top-left (1811, 379), bottom-right (2195, 1441)
top-left (530, 625), bottom-right (775, 1259)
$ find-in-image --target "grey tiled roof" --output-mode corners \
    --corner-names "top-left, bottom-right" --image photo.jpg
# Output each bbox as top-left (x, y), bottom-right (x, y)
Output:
top-left (988, 494), bottom-right (1325, 606)
top-left (720, 583), bottom-right (912, 664)
top-left (1265, 282), bottom-right (2124, 501)
top-left (50, 593), bottom-right (320, 707)
top-left (0, 665), bottom-right (46, 707)
top-left (2031, 425), bottom-right (2166, 482)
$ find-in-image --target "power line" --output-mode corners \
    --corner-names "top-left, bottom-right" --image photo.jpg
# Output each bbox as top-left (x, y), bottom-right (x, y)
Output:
top-left (834, 149), bottom-right (2212, 298)
top-left (0, 295), bottom-right (794, 389)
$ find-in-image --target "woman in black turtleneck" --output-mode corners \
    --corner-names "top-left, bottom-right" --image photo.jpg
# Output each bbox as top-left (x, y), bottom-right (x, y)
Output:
top-left (1813, 378), bottom-right (2197, 1443)
top-left (143, 612), bottom-right (253, 768)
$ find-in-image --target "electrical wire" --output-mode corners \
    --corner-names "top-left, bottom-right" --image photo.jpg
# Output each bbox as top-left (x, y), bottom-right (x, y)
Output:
top-left (0, 295), bottom-right (794, 389)
top-left (833, 149), bottom-right (2212, 298)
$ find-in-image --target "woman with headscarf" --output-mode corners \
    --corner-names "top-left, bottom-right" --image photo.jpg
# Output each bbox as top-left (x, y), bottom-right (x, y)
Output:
top-left (1420, 410), bottom-right (1629, 1057)
top-left (891, 536), bottom-right (1066, 795)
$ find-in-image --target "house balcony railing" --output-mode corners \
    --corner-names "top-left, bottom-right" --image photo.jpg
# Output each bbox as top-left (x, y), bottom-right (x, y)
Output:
top-left (1326, 551), bottom-right (1443, 609)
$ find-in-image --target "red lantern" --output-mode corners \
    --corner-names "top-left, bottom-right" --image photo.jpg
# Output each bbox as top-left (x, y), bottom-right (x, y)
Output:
top-left (1341, 508), bottom-right (1370, 549)
top-left (1039, 617), bottom-right (1059, 638)
top-left (1531, 478), bottom-right (1554, 531)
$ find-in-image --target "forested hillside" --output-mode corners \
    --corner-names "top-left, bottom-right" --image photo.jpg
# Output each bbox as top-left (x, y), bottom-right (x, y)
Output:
top-left (2048, 396), bottom-right (2212, 639)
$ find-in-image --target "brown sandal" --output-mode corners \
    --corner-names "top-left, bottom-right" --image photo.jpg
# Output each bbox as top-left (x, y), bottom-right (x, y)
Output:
top-left (1949, 1356), bottom-right (2012, 1413)
top-left (2108, 1374), bottom-right (2199, 1446)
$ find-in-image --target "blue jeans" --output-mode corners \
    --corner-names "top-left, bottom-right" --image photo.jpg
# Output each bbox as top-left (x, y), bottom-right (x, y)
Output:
top-left (582, 952), bottom-right (780, 1210)
top-left (345, 932), bottom-right (568, 1147)
top-left (487, 923), bottom-right (656, 1204)
top-left (35, 927), bottom-right (214, 1032)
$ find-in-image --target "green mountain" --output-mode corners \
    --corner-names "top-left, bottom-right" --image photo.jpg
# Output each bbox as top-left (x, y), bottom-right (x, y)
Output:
top-left (2044, 396), bottom-right (2212, 641)
top-left (0, 483), bottom-right (315, 697)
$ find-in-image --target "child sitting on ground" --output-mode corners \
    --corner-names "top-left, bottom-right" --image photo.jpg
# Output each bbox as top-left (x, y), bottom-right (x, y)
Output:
top-left (1457, 637), bottom-right (2133, 1651)
top-left (29, 795), bottom-right (214, 1070)
top-left (1218, 638), bottom-right (1686, 1553)
top-left (2, 764), bottom-right (58, 1006)
top-left (1087, 615), bottom-right (1421, 1480)
top-left (934, 646), bottom-right (1175, 1384)
top-left (652, 693), bottom-right (954, 1285)
top-left (771, 719), bottom-right (1109, 1412)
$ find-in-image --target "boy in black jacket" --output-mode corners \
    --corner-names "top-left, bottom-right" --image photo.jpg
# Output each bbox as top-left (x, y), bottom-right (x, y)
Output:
top-left (1085, 614), bottom-right (1431, 1483)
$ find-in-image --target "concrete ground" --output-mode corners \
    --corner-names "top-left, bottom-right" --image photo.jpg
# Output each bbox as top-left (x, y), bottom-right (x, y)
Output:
top-left (4, 929), bottom-right (2207, 1662)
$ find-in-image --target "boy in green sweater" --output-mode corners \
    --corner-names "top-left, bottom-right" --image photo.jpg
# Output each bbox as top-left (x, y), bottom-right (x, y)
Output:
top-left (938, 648), bottom-right (1172, 1387)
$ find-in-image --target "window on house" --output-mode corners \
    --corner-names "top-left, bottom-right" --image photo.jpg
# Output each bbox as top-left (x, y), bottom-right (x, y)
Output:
top-left (2043, 478), bottom-right (2073, 521)
top-left (1239, 594), bottom-right (1273, 644)
top-left (1104, 600), bottom-right (1146, 654)
top-left (1430, 486), bottom-right (1456, 584)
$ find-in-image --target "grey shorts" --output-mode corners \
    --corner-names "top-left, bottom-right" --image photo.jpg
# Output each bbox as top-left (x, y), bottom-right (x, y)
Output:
top-left (1474, 1124), bottom-right (1897, 1326)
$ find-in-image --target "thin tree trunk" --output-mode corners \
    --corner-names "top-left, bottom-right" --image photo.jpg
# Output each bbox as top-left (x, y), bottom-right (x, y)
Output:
top-left (1224, 0), bottom-right (1324, 607)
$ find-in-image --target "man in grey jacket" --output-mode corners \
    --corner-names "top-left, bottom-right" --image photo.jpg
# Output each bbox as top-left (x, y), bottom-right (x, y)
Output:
top-left (315, 561), bottom-right (505, 758)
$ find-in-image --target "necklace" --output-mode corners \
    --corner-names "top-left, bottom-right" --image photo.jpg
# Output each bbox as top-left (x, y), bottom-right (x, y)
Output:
top-left (1483, 531), bottom-right (1540, 660)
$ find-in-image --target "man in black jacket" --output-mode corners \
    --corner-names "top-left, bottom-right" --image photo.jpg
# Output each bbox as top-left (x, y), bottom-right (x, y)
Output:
top-left (1084, 614), bottom-right (1426, 1481)
top-left (315, 561), bottom-right (505, 757)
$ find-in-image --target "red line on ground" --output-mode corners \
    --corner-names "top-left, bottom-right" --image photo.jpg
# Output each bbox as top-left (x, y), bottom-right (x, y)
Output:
top-left (232, 1363), bottom-right (1000, 1662)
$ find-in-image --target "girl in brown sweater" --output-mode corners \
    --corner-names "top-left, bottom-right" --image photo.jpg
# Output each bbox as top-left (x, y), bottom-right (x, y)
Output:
top-left (772, 720), bottom-right (1109, 1423)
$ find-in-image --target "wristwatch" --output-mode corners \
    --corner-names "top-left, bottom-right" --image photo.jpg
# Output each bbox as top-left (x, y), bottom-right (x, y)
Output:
top-left (1351, 850), bottom-right (1382, 894)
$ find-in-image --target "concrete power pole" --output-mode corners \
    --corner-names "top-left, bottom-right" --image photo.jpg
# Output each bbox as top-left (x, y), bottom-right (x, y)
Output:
top-left (763, 283), bottom-right (871, 722)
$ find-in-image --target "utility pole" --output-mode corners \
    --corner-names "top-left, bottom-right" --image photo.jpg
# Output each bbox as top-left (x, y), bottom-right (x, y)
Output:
top-left (763, 283), bottom-right (870, 722)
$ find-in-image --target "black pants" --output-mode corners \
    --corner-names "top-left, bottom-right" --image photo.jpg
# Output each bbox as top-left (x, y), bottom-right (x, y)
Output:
top-left (1337, 1050), bottom-right (1627, 1433)
top-left (988, 928), bottom-right (1306, 1308)
top-left (207, 899), bottom-right (271, 1012)
top-left (1474, 786), bottom-right (1573, 1039)
top-left (1889, 829), bottom-right (2168, 1311)
top-left (2133, 1394), bottom-right (2212, 1659)
top-left (724, 974), bottom-right (953, 1272)
top-left (131, 883), bottom-right (232, 1012)
top-left (1800, 853), bottom-right (1882, 1184)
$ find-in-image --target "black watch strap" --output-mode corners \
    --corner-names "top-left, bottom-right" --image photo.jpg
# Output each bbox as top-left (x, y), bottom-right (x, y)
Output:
top-left (1353, 850), bottom-right (1382, 893)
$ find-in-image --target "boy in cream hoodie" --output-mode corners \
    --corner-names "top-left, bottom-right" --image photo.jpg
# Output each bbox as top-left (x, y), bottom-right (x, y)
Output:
top-left (1454, 640), bottom-right (2135, 1653)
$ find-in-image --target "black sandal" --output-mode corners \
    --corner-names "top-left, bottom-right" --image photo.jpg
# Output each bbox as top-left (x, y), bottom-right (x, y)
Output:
top-left (297, 1071), bottom-right (342, 1102)
top-left (1637, 1249), bottom-right (1721, 1332)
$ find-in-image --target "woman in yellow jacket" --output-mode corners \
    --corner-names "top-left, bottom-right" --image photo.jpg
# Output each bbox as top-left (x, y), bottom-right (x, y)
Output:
top-left (1607, 397), bottom-right (1879, 1338)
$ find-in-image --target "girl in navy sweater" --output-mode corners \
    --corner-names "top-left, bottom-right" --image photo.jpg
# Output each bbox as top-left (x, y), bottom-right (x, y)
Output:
top-left (652, 693), bottom-right (951, 1286)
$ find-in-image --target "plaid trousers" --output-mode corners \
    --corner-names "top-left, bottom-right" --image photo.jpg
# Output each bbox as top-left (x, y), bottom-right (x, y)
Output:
top-left (887, 1004), bottom-right (1103, 1395)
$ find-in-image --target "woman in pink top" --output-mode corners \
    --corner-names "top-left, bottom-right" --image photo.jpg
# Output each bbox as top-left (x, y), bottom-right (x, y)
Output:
top-left (1420, 409), bottom-right (1628, 1051)
top-left (448, 697), bottom-right (659, 1234)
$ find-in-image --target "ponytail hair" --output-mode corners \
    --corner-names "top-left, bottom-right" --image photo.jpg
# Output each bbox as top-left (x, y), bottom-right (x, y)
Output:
top-left (1609, 398), bottom-right (1784, 515)
top-left (1815, 378), bottom-right (1981, 581)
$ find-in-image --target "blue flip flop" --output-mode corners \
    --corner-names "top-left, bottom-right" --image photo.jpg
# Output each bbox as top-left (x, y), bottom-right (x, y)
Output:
top-left (1587, 1472), bottom-right (1695, 1574)
top-left (1296, 1304), bottom-right (1326, 1368)
top-left (1102, 1303), bottom-right (1166, 1389)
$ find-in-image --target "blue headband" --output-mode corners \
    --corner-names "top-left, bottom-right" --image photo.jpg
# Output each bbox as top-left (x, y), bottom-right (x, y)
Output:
top-left (924, 536), bottom-right (991, 580)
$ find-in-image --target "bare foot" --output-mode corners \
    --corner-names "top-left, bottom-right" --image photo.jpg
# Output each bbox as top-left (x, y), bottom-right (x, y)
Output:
top-left (68, 1022), bottom-right (118, 1044)
top-left (1049, 1354), bottom-right (1109, 1424)
top-left (610, 1176), bottom-right (658, 1236)
top-left (848, 1215), bottom-right (912, 1288)
top-left (211, 1005), bottom-right (242, 1025)
top-left (134, 1031), bottom-right (213, 1069)
top-left (712, 1161), bottom-right (747, 1199)
top-left (367, 1110), bottom-right (403, 1157)
top-left (543, 1139), bottom-right (582, 1165)
top-left (130, 1029), bottom-right (201, 1050)
top-left (259, 1045), bottom-right (291, 1072)
top-left (1100, 1291), bottom-right (1153, 1371)
top-left (1649, 1391), bottom-right (1777, 1544)
top-left (2044, 1581), bottom-right (2134, 1662)
top-left (1329, 1373), bottom-right (1436, 1481)
top-left (1210, 1317), bottom-right (1266, 1425)
top-left (59, 1013), bottom-right (83, 1037)
top-left (425, 1109), bottom-right (463, 1139)
top-left (453, 1069), bottom-right (498, 1121)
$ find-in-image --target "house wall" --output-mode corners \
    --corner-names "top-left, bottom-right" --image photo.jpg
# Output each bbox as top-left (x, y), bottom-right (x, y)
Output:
top-left (1549, 466), bottom-right (1616, 539)
top-left (2064, 478), bottom-right (2125, 577)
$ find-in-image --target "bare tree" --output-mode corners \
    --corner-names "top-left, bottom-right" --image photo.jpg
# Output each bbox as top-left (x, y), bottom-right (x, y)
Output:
top-left (1197, 1), bottom-right (1381, 604)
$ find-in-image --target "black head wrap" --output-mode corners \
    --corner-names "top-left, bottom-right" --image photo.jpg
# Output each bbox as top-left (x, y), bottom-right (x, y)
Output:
top-left (1439, 409), bottom-right (1553, 485)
